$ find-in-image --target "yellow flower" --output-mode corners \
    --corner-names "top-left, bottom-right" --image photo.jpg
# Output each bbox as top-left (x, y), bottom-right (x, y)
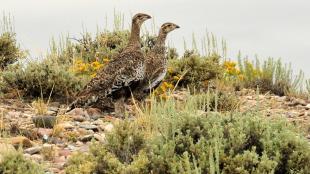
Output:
top-left (173, 76), bottom-right (180, 81)
top-left (91, 73), bottom-right (97, 78)
top-left (91, 61), bottom-right (103, 70)
top-left (167, 67), bottom-right (174, 74)
top-left (78, 64), bottom-right (87, 72)
top-left (103, 58), bottom-right (110, 63)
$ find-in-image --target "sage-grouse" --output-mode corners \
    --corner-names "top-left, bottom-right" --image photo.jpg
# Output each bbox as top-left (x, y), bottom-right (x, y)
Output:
top-left (69, 13), bottom-right (151, 115)
top-left (133, 22), bottom-right (180, 101)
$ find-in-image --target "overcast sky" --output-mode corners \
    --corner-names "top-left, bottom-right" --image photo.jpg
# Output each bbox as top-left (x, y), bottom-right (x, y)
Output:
top-left (1, 0), bottom-right (309, 78)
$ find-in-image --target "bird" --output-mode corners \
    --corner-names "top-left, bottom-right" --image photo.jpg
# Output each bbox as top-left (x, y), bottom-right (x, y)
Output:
top-left (132, 22), bottom-right (180, 101)
top-left (68, 13), bottom-right (152, 115)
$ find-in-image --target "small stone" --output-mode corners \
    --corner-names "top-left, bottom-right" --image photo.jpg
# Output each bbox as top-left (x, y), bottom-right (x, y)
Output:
top-left (93, 119), bottom-right (104, 125)
top-left (246, 96), bottom-right (253, 100)
top-left (57, 122), bottom-right (74, 130)
top-left (53, 156), bottom-right (66, 169)
top-left (286, 111), bottom-right (299, 118)
top-left (32, 116), bottom-right (56, 128)
top-left (103, 123), bottom-right (114, 132)
top-left (67, 145), bottom-right (77, 151)
top-left (48, 168), bottom-right (61, 174)
top-left (73, 115), bottom-right (86, 122)
top-left (78, 145), bottom-right (89, 152)
top-left (66, 108), bottom-right (87, 117)
top-left (24, 146), bottom-right (42, 155)
top-left (47, 110), bottom-right (57, 116)
top-left (79, 134), bottom-right (94, 142)
top-left (79, 124), bottom-right (98, 131)
top-left (37, 128), bottom-right (53, 137)
top-left (58, 149), bottom-right (71, 158)
top-left (288, 98), bottom-right (307, 107)
top-left (305, 104), bottom-right (310, 110)
top-left (30, 154), bottom-right (43, 162)
top-left (0, 136), bottom-right (34, 148)
top-left (94, 133), bottom-right (106, 143)
top-left (86, 108), bottom-right (103, 119)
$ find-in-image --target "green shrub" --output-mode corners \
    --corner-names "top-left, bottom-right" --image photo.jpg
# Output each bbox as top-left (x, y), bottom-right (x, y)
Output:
top-left (72, 30), bottom-right (130, 63)
top-left (0, 32), bottom-right (25, 70)
top-left (0, 151), bottom-right (43, 174)
top-left (1, 59), bottom-right (84, 98)
top-left (66, 120), bottom-right (149, 174)
top-left (0, 14), bottom-right (26, 70)
top-left (167, 52), bottom-right (223, 91)
top-left (66, 94), bottom-right (310, 174)
top-left (145, 96), bottom-right (310, 174)
top-left (65, 152), bottom-right (97, 174)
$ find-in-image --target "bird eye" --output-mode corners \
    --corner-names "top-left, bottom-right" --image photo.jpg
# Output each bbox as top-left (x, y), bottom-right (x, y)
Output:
top-left (137, 15), bottom-right (142, 18)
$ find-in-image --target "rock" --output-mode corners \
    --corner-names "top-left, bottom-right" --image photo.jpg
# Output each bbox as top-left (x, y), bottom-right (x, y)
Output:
top-left (305, 104), bottom-right (310, 110)
top-left (57, 122), bottom-right (74, 130)
top-left (79, 124), bottom-right (98, 131)
top-left (93, 119), bottom-right (104, 126)
top-left (53, 156), bottom-right (66, 169)
top-left (94, 133), bottom-right (106, 143)
top-left (0, 136), bottom-right (34, 148)
top-left (78, 144), bottom-right (89, 152)
top-left (288, 98), bottom-right (307, 107)
top-left (37, 128), bottom-right (53, 137)
top-left (32, 116), bottom-right (56, 128)
top-left (7, 111), bottom-right (22, 118)
top-left (66, 108), bottom-right (88, 117)
top-left (24, 146), bottom-right (42, 155)
top-left (67, 144), bottom-right (77, 151)
top-left (79, 134), bottom-right (94, 142)
top-left (286, 111), bottom-right (299, 118)
top-left (73, 115), bottom-right (86, 122)
top-left (58, 149), bottom-right (71, 158)
top-left (86, 108), bottom-right (103, 119)
top-left (30, 154), bottom-right (43, 163)
top-left (103, 123), bottom-right (114, 132)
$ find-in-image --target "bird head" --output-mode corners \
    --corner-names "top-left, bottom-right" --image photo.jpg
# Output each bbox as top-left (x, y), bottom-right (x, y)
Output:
top-left (132, 13), bottom-right (152, 26)
top-left (160, 22), bottom-right (180, 34)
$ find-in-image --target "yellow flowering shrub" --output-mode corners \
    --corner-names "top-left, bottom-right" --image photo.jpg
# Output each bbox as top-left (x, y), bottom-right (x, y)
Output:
top-left (71, 58), bottom-right (109, 77)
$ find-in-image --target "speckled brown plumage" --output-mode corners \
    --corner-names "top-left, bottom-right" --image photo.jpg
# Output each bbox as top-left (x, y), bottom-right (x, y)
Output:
top-left (133, 22), bottom-right (180, 101)
top-left (69, 13), bottom-right (151, 112)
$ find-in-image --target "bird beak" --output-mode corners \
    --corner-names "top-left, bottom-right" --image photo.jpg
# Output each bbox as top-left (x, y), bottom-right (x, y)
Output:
top-left (145, 14), bottom-right (152, 19)
top-left (175, 25), bottom-right (180, 29)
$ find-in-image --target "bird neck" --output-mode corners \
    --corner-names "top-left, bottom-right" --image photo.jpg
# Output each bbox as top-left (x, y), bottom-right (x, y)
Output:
top-left (128, 22), bottom-right (141, 49)
top-left (155, 31), bottom-right (167, 47)
top-left (151, 31), bottom-right (167, 54)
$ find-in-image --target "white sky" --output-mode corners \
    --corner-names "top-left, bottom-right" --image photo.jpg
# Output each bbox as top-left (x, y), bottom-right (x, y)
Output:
top-left (1, 0), bottom-right (309, 78)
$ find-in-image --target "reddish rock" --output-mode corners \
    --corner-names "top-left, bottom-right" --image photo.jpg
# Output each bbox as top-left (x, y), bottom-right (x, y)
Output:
top-left (0, 136), bottom-right (34, 148)
top-left (86, 108), bottom-right (102, 119)
top-left (37, 128), bottom-right (53, 137)
top-left (58, 149), bottom-right (71, 158)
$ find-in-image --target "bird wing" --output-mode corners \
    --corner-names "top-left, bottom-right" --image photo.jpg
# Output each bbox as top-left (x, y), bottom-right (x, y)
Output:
top-left (72, 50), bottom-right (145, 107)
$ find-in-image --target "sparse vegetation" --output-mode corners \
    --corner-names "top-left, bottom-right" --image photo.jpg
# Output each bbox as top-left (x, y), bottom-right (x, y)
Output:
top-left (0, 151), bottom-right (44, 174)
top-left (236, 56), bottom-right (304, 96)
top-left (66, 94), bottom-right (310, 174)
top-left (0, 12), bottom-right (309, 174)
